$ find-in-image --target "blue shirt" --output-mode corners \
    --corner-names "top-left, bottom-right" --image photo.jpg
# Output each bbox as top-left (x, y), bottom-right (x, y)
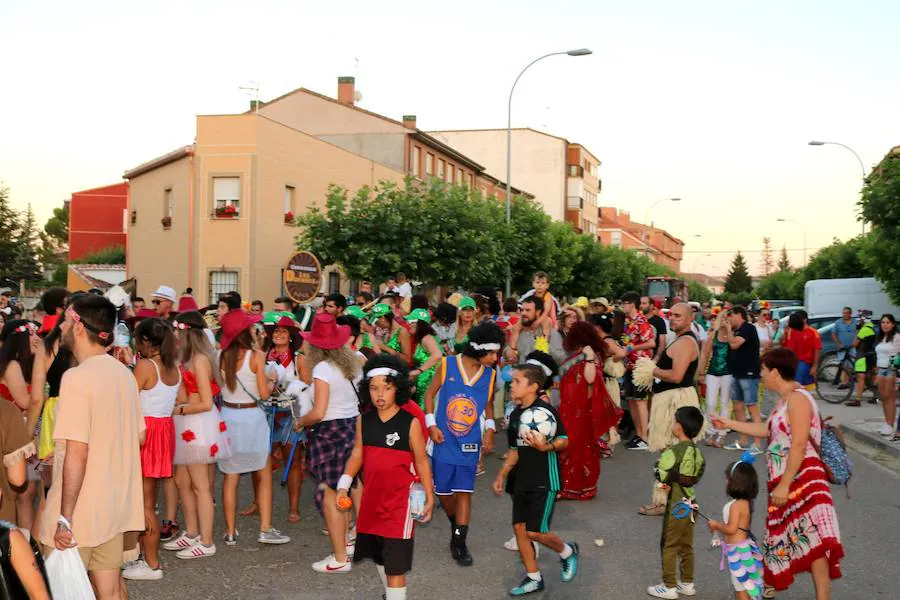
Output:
top-left (432, 356), bottom-right (496, 467)
top-left (832, 318), bottom-right (857, 348)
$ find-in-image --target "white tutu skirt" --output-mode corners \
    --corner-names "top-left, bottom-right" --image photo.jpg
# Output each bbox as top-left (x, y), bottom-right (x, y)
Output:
top-left (217, 405), bottom-right (271, 474)
top-left (174, 406), bottom-right (233, 465)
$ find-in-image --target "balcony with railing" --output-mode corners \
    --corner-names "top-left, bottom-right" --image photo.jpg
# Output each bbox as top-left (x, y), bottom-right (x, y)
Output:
top-left (567, 196), bottom-right (584, 210)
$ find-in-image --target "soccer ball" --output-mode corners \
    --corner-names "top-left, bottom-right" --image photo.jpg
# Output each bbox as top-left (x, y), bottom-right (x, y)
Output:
top-left (518, 406), bottom-right (558, 441)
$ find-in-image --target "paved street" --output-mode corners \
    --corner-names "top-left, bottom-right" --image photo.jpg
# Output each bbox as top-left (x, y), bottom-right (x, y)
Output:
top-left (128, 403), bottom-right (899, 600)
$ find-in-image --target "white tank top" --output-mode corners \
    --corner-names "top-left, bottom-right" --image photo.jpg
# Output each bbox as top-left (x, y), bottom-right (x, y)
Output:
top-left (140, 359), bottom-right (180, 418)
top-left (220, 351), bottom-right (258, 406)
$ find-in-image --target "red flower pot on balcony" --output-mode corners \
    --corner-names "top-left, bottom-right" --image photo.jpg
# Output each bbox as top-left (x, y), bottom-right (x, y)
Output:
top-left (284, 211), bottom-right (295, 224)
top-left (215, 206), bottom-right (239, 219)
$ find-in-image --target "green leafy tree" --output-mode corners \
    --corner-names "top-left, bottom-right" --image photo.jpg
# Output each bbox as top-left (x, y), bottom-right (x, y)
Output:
top-left (296, 179), bottom-right (507, 289)
top-left (687, 279), bottom-right (713, 303)
top-left (859, 157), bottom-right (900, 303)
top-left (801, 236), bottom-right (871, 281)
top-left (724, 251), bottom-right (752, 294)
top-left (756, 270), bottom-right (801, 300)
top-left (44, 204), bottom-right (69, 247)
top-left (760, 237), bottom-right (774, 276)
top-left (777, 245), bottom-right (791, 272)
top-left (72, 245), bottom-right (126, 265)
top-left (11, 204), bottom-right (42, 282)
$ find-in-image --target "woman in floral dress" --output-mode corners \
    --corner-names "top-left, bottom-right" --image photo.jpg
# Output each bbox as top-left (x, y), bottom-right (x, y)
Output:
top-left (712, 347), bottom-right (843, 599)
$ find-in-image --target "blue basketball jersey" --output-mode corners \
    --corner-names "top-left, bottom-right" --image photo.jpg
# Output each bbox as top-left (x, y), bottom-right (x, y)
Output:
top-left (433, 355), bottom-right (496, 467)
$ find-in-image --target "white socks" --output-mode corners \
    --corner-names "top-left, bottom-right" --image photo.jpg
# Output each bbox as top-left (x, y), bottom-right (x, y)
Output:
top-left (559, 543), bottom-right (573, 559)
top-left (527, 571), bottom-right (542, 582)
top-left (386, 587), bottom-right (407, 600)
top-left (376, 565), bottom-right (388, 590)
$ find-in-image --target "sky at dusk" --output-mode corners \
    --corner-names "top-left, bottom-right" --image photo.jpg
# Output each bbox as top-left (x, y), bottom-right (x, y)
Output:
top-left (2, 0), bottom-right (898, 276)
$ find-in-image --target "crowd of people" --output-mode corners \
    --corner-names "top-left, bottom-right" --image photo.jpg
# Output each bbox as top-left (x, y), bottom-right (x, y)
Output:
top-left (0, 271), bottom-right (858, 599)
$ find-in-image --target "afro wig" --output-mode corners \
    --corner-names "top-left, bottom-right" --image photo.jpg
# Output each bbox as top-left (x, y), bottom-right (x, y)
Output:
top-left (462, 321), bottom-right (506, 359)
top-left (357, 353), bottom-right (413, 407)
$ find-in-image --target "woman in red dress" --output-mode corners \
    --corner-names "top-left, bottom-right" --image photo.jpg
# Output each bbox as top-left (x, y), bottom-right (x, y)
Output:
top-left (557, 321), bottom-right (619, 500)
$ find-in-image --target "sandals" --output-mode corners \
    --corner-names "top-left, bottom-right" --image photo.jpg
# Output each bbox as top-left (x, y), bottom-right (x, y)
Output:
top-left (844, 400), bottom-right (861, 407)
top-left (762, 585), bottom-right (776, 598)
top-left (638, 504), bottom-right (666, 516)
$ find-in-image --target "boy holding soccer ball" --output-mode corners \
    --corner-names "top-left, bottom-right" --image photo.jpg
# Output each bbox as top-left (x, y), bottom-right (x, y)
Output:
top-left (493, 364), bottom-right (578, 596)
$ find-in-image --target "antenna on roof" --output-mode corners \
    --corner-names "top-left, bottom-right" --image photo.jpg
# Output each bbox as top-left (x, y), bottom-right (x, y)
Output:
top-left (239, 81), bottom-right (260, 112)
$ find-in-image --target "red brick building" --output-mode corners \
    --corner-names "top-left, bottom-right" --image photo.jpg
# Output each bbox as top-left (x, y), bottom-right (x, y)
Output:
top-left (597, 207), bottom-right (685, 272)
top-left (69, 182), bottom-right (128, 261)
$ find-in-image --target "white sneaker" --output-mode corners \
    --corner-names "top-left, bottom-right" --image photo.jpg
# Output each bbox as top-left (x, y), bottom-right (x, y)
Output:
top-left (163, 532), bottom-right (199, 551)
top-left (176, 542), bottom-right (216, 560)
top-left (258, 528), bottom-right (291, 545)
top-left (501, 536), bottom-right (539, 557)
top-left (646, 583), bottom-right (678, 599)
top-left (879, 423), bottom-right (895, 436)
top-left (346, 541), bottom-right (355, 558)
top-left (676, 581), bottom-right (697, 596)
top-left (312, 554), bottom-right (352, 573)
top-left (122, 559), bottom-right (163, 581)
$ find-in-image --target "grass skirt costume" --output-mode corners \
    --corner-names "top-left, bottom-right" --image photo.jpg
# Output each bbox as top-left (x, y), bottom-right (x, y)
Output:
top-left (764, 389), bottom-right (843, 591)
top-left (558, 353), bottom-right (622, 500)
top-left (602, 357), bottom-right (625, 446)
top-left (648, 386), bottom-right (705, 452)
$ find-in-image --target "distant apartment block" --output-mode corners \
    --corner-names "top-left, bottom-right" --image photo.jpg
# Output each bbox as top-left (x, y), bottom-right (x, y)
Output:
top-left (429, 128), bottom-right (601, 235)
top-left (597, 207), bottom-right (684, 272)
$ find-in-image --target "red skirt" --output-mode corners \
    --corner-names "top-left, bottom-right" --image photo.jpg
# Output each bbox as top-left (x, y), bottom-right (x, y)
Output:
top-left (140, 416), bottom-right (175, 478)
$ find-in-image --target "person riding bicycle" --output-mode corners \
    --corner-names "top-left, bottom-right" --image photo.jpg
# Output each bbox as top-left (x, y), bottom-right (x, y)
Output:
top-left (847, 310), bottom-right (876, 407)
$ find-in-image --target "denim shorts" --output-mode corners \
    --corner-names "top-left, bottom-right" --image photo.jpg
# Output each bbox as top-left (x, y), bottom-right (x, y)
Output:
top-left (878, 368), bottom-right (896, 378)
top-left (731, 377), bottom-right (760, 406)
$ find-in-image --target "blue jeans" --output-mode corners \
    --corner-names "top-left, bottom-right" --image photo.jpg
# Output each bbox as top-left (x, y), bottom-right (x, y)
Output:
top-left (731, 377), bottom-right (760, 406)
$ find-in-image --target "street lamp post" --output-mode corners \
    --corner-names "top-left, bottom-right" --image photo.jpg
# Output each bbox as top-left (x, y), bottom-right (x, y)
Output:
top-left (807, 141), bottom-right (867, 235)
top-left (505, 48), bottom-right (592, 297)
top-left (776, 218), bottom-right (806, 267)
top-left (643, 197), bottom-right (681, 257)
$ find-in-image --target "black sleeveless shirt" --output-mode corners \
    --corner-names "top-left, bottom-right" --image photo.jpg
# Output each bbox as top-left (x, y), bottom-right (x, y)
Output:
top-left (653, 331), bottom-right (699, 393)
top-left (46, 347), bottom-right (72, 398)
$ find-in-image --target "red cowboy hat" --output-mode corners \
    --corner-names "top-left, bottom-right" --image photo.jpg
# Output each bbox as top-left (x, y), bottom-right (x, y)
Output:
top-left (219, 309), bottom-right (262, 351)
top-left (177, 294), bottom-right (200, 313)
top-left (301, 313), bottom-right (351, 350)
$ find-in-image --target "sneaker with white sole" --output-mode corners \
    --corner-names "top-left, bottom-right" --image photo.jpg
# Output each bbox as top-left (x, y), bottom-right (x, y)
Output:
top-left (311, 554), bottom-right (352, 573)
top-left (502, 536), bottom-right (539, 557)
top-left (163, 532), bottom-right (199, 551)
top-left (122, 559), bottom-right (163, 581)
top-left (509, 576), bottom-right (544, 596)
top-left (346, 541), bottom-right (355, 558)
top-left (258, 528), bottom-right (290, 545)
top-left (723, 442), bottom-right (744, 451)
top-left (676, 581), bottom-right (697, 596)
top-left (879, 423), bottom-right (895, 436)
top-left (626, 437), bottom-right (649, 450)
top-left (223, 530), bottom-right (238, 546)
top-left (176, 542), bottom-right (216, 560)
top-left (646, 583), bottom-right (678, 599)
top-left (748, 445), bottom-right (763, 456)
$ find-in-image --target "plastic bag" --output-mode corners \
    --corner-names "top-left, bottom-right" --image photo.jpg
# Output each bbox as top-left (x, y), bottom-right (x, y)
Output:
top-left (45, 547), bottom-right (95, 599)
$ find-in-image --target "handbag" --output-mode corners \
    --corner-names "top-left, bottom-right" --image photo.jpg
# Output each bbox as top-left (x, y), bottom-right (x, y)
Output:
top-left (809, 416), bottom-right (852, 496)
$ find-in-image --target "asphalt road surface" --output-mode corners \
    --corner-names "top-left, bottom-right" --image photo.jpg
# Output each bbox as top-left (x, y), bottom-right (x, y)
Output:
top-left (129, 435), bottom-right (898, 600)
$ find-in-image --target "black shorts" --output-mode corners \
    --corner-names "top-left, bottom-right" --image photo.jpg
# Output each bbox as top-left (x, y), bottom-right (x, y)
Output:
top-left (512, 489), bottom-right (556, 534)
top-left (623, 369), bottom-right (648, 401)
top-left (352, 533), bottom-right (414, 576)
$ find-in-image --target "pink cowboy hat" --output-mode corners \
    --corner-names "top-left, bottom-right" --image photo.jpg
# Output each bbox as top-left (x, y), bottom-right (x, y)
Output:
top-left (301, 313), bottom-right (351, 350)
top-left (219, 309), bottom-right (262, 350)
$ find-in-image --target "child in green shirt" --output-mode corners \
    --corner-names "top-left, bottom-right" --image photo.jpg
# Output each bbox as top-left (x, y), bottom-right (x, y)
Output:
top-left (648, 406), bottom-right (705, 599)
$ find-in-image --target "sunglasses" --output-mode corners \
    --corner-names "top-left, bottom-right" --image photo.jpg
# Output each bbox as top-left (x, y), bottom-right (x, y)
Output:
top-left (65, 307), bottom-right (112, 341)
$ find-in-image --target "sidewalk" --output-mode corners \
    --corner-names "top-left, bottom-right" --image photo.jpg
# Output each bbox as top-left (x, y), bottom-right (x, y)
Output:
top-left (814, 396), bottom-right (900, 459)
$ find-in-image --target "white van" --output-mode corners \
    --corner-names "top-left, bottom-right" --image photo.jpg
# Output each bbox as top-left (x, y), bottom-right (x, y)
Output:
top-left (804, 277), bottom-right (900, 317)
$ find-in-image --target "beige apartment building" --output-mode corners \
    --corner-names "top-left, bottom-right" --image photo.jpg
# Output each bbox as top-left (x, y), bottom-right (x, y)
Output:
top-left (124, 113), bottom-right (404, 305)
top-left (256, 77), bottom-right (531, 202)
top-left (597, 207), bottom-right (685, 271)
top-left (428, 128), bottom-right (601, 235)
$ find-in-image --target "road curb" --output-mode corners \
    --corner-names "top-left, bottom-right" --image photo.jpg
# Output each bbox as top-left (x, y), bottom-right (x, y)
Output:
top-left (841, 423), bottom-right (900, 459)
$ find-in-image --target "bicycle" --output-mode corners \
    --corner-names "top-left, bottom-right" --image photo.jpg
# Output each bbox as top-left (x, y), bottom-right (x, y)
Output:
top-left (815, 348), bottom-right (879, 404)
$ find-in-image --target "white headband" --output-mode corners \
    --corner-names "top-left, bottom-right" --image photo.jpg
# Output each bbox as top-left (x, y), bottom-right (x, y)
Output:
top-left (470, 342), bottom-right (501, 351)
top-left (526, 359), bottom-right (552, 377)
top-left (366, 367), bottom-right (399, 379)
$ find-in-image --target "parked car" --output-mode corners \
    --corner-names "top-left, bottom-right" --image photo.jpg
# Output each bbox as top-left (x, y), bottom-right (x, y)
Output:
top-left (773, 313), bottom-right (842, 349)
top-left (769, 305), bottom-right (804, 322)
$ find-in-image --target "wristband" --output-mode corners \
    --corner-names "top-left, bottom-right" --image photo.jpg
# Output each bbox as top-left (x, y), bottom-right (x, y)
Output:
top-left (484, 419), bottom-right (496, 432)
top-left (58, 516), bottom-right (72, 530)
top-left (425, 414), bottom-right (437, 428)
top-left (626, 345), bottom-right (633, 353)
top-left (337, 474), bottom-right (353, 491)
